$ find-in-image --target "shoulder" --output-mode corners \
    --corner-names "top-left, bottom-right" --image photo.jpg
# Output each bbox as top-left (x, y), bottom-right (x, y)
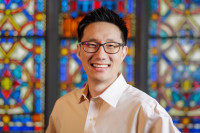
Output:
top-left (51, 89), bottom-right (83, 113)
top-left (56, 89), bottom-right (83, 104)
top-left (123, 84), bottom-right (156, 104)
top-left (121, 85), bottom-right (179, 132)
top-left (50, 89), bottom-right (83, 116)
top-left (123, 85), bottom-right (170, 117)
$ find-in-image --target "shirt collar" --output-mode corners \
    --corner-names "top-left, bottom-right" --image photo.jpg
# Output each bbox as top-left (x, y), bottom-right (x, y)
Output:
top-left (99, 73), bottom-right (127, 108)
top-left (79, 84), bottom-right (89, 103)
top-left (79, 74), bottom-right (127, 108)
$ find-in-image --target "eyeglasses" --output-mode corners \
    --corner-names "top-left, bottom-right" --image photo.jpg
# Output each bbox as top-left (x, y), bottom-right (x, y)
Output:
top-left (79, 41), bottom-right (124, 54)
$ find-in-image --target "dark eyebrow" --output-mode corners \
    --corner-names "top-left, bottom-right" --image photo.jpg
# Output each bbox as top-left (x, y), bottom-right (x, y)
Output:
top-left (86, 38), bottom-right (98, 42)
top-left (85, 38), bottom-right (117, 43)
top-left (106, 39), bottom-right (116, 42)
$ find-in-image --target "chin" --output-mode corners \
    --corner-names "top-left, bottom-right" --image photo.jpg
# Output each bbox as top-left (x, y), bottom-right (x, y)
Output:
top-left (91, 74), bottom-right (109, 81)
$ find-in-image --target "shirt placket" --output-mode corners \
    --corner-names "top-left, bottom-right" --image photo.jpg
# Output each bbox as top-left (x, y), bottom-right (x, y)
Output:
top-left (84, 98), bottom-right (102, 133)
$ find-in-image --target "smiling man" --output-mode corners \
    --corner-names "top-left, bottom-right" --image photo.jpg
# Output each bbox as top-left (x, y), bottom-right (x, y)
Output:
top-left (46, 7), bottom-right (180, 133)
top-left (77, 21), bottom-right (127, 99)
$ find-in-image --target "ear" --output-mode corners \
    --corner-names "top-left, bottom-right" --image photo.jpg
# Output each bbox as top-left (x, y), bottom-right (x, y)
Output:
top-left (121, 46), bottom-right (128, 61)
top-left (77, 44), bottom-right (81, 59)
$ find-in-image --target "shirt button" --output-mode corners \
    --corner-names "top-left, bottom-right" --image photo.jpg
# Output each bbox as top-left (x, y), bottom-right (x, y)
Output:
top-left (90, 117), bottom-right (96, 121)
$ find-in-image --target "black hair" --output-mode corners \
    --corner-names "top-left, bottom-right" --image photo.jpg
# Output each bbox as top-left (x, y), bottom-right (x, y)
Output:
top-left (77, 7), bottom-right (128, 45)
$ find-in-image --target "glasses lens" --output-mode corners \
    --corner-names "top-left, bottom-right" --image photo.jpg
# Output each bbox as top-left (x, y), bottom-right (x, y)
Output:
top-left (104, 42), bottom-right (120, 54)
top-left (83, 42), bottom-right (98, 53)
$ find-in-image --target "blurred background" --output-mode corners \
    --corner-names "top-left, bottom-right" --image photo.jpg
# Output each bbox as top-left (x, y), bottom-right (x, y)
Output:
top-left (0, 0), bottom-right (200, 132)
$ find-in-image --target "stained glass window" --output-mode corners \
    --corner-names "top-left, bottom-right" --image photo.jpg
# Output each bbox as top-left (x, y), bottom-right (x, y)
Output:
top-left (60, 0), bottom-right (135, 96)
top-left (0, 0), bottom-right (45, 132)
top-left (149, 0), bottom-right (200, 37)
top-left (149, 0), bottom-right (200, 132)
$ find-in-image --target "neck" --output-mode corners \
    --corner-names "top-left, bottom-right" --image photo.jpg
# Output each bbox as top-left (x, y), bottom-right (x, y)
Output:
top-left (87, 82), bottom-right (108, 98)
top-left (87, 74), bottom-right (119, 98)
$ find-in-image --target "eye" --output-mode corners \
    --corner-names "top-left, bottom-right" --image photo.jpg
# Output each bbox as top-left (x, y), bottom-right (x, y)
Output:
top-left (85, 42), bottom-right (98, 48)
top-left (105, 43), bottom-right (119, 48)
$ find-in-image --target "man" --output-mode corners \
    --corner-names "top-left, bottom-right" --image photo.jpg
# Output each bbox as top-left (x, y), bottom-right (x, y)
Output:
top-left (46, 7), bottom-right (180, 133)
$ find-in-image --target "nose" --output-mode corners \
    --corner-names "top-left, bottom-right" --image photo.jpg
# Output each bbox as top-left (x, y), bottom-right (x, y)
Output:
top-left (94, 45), bottom-right (107, 59)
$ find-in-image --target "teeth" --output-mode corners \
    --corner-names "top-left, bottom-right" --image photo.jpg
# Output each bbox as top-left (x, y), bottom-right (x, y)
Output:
top-left (93, 64), bottom-right (108, 68)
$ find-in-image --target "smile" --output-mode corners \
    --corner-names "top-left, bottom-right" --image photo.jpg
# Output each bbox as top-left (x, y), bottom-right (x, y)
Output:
top-left (91, 64), bottom-right (110, 68)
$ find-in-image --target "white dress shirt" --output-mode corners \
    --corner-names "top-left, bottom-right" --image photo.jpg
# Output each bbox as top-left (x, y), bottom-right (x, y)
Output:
top-left (46, 74), bottom-right (180, 133)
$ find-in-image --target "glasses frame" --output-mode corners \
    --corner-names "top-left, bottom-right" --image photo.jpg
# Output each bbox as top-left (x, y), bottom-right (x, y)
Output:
top-left (79, 41), bottom-right (124, 54)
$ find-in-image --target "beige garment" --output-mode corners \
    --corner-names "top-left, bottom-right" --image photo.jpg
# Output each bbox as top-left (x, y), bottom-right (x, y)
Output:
top-left (46, 74), bottom-right (180, 133)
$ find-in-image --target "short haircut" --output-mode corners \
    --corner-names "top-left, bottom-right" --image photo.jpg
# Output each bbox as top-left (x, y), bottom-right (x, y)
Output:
top-left (77, 7), bottom-right (128, 45)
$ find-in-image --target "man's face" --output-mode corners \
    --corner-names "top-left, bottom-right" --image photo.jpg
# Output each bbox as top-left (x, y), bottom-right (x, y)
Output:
top-left (77, 22), bottom-right (127, 83)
